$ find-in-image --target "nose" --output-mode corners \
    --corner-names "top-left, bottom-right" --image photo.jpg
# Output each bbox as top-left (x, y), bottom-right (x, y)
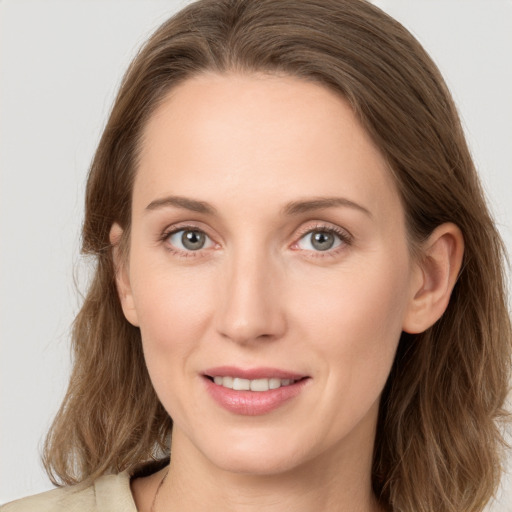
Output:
top-left (215, 248), bottom-right (287, 345)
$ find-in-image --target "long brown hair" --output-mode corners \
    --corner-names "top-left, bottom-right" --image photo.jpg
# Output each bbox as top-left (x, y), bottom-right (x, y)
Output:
top-left (43, 1), bottom-right (511, 510)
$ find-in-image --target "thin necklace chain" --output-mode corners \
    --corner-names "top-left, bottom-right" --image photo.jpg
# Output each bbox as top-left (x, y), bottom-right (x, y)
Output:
top-left (150, 469), bottom-right (169, 512)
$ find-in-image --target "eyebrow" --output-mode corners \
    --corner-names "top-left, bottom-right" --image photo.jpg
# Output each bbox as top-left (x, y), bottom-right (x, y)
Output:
top-left (281, 197), bottom-right (372, 218)
top-left (145, 195), bottom-right (371, 218)
top-left (146, 196), bottom-right (217, 215)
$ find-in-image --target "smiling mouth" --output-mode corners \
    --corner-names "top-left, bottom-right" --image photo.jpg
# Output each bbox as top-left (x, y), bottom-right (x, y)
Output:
top-left (206, 376), bottom-right (304, 392)
top-left (203, 371), bottom-right (310, 415)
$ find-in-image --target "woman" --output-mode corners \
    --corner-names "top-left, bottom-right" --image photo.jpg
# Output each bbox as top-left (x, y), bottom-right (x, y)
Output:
top-left (2, 0), bottom-right (510, 511)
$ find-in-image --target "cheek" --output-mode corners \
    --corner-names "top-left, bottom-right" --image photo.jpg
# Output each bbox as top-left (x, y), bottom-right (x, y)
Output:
top-left (129, 261), bottom-right (215, 384)
top-left (292, 252), bottom-right (411, 405)
top-left (129, 263), bottom-right (220, 427)
top-left (297, 253), bottom-right (408, 331)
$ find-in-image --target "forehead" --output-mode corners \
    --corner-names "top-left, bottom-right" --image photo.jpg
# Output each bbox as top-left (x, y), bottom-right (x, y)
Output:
top-left (135, 72), bottom-right (401, 221)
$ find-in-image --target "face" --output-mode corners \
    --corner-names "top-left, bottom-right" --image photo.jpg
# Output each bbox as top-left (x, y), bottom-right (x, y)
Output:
top-left (116, 73), bottom-right (422, 476)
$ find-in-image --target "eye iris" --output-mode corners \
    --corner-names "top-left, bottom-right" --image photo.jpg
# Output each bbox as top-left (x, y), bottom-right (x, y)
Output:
top-left (311, 231), bottom-right (335, 251)
top-left (181, 230), bottom-right (205, 250)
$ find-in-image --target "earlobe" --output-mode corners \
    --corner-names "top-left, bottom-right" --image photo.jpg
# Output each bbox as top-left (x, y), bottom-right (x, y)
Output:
top-left (402, 223), bottom-right (464, 334)
top-left (109, 223), bottom-right (139, 327)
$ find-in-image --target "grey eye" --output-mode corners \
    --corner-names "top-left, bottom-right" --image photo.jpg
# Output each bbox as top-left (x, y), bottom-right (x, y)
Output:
top-left (182, 230), bottom-right (205, 250)
top-left (168, 229), bottom-right (213, 251)
top-left (297, 230), bottom-right (342, 252)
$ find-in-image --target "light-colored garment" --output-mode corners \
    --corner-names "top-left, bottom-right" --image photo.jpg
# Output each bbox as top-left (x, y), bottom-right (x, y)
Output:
top-left (0, 471), bottom-right (137, 512)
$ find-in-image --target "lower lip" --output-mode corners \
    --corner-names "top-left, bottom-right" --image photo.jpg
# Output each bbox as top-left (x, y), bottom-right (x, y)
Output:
top-left (204, 377), bottom-right (309, 416)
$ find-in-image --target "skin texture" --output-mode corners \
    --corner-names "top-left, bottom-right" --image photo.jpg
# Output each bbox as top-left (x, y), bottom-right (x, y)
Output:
top-left (112, 73), bottom-right (464, 512)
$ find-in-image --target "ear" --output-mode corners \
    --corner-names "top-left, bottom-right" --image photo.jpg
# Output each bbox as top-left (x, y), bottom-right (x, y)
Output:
top-left (402, 223), bottom-right (464, 334)
top-left (110, 223), bottom-right (139, 327)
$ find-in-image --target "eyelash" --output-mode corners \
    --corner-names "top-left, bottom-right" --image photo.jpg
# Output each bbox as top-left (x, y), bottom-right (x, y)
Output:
top-left (292, 223), bottom-right (352, 258)
top-left (160, 222), bottom-right (352, 259)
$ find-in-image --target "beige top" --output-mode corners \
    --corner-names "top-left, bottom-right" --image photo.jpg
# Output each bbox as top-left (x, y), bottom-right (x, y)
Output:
top-left (0, 471), bottom-right (137, 512)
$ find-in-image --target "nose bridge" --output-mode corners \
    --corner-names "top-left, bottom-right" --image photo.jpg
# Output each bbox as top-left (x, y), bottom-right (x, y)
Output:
top-left (215, 240), bottom-right (286, 344)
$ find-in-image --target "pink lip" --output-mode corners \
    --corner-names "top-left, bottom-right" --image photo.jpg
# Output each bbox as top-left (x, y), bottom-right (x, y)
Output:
top-left (202, 366), bottom-right (310, 416)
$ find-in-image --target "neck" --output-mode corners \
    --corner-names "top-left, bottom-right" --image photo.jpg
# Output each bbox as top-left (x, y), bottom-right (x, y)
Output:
top-left (155, 428), bottom-right (383, 512)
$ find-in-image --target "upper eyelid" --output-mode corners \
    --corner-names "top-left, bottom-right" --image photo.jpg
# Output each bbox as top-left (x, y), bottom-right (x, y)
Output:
top-left (295, 222), bottom-right (351, 237)
top-left (162, 221), bottom-right (214, 237)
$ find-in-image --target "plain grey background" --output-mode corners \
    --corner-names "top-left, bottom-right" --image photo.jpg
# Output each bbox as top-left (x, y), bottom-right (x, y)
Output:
top-left (1, 0), bottom-right (511, 508)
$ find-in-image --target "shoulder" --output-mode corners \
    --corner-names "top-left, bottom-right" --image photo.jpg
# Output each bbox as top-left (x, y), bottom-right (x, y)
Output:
top-left (0, 471), bottom-right (137, 512)
top-left (0, 484), bottom-right (94, 512)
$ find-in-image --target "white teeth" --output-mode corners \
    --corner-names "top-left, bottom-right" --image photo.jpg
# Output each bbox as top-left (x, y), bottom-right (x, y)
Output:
top-left (233, 378), bottom-right (250, 391)
top-left (269, 378), bottom-right (281, 390)
top-left (212, 376), bottom-right (298, 391)
top-left (250, 378), bottom-right (269, 392)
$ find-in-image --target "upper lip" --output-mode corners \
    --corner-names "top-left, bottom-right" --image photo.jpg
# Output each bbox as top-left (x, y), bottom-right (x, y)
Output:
top-left (203, 366), bottom-right (307, 380)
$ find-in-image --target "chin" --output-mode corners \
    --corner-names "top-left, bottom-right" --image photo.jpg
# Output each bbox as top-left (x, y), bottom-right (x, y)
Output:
top-left (211, 451), bottom-right (304, 476)
top-left (197, 430), bottom-right (317, 477)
